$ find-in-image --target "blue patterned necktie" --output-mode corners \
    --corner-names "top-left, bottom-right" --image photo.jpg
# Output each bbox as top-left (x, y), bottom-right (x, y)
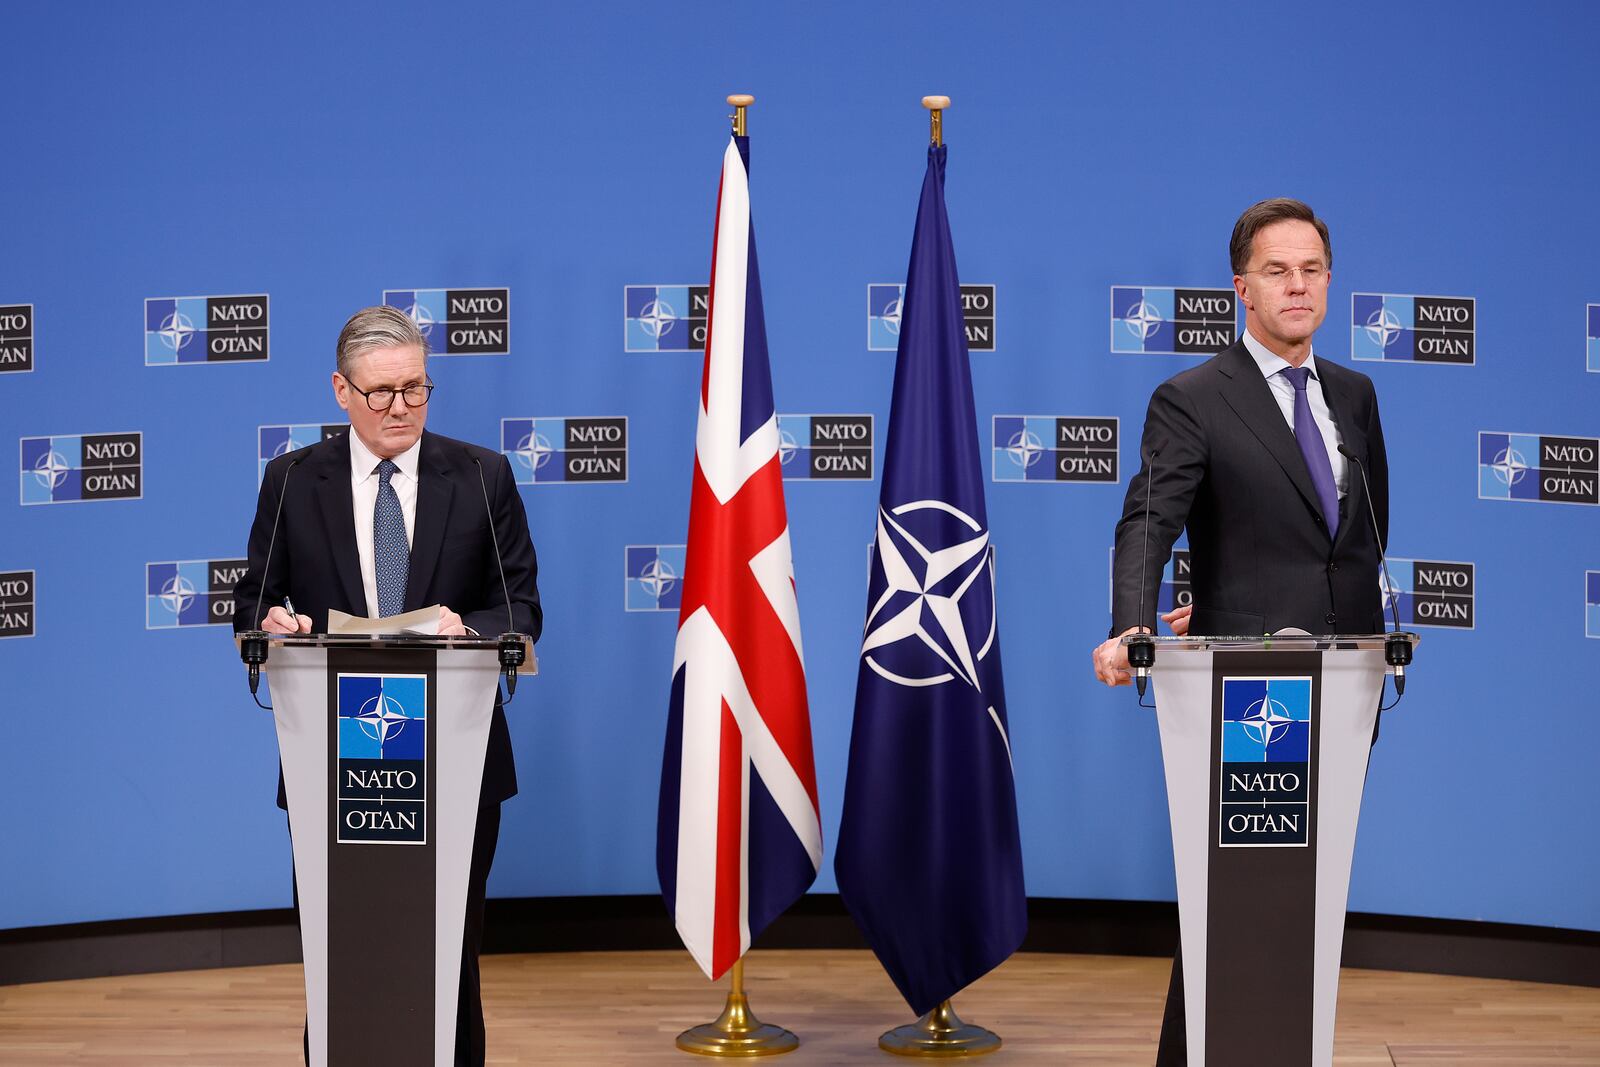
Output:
top-left (1281, 366), bottom-right (1339, 539)
top-left (374, 459), bottom-right (409, 617)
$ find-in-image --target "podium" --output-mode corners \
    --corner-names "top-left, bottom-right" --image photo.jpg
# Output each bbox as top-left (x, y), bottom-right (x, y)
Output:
top-left (248, 632), bottom-right (532, 1067)
top-left (1132, 633), bottom-right (1417, 1067)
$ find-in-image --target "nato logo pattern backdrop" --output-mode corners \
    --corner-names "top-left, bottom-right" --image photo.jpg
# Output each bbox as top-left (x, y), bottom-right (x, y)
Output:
top-left (146, 559), bottom-right (247, 629)
top-left (0, 304), bottom-right (32, 373)
top-left (501, 417), bottom-right (628, 484)
top-left (1351, 293), bottom-right (1475, 364)
top-left (0, 571), bottom-right (34, 639)
top-left (337, 674), bottom-right (427, 845)
top-left (867, 283), bottom-right (995, 351)
top-left (1383, 558), bottom-right (1474, 629)
top-left (1219, 676), bottom-right (1313, 847)
top-left (257, 424), bottom-right (346, 483)
top-left (992, 416), bottom-right (1119, 483)
top-left (625, 544), bottom-right (685, 612)
top-left (1478, 431), bottom-right (1600, 505)
top-left (144, 294), bottom-right (268, 365)
top-left (777, 414), bottom-right (873, 480)
top-left (20, 433), bottom-right (142, 505)
top-left (1110, 286), bottom-right (1237, 354)
top-left (625, 285), bottom-right (707, 352)
top-left (383, 287), bottom-right (509, 355)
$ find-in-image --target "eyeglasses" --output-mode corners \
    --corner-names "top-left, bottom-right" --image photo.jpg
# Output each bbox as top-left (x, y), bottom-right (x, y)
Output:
top-left (1243, 265), bottom-right (1328, 286)
top-left (343, 375), bottom-right (435, 411)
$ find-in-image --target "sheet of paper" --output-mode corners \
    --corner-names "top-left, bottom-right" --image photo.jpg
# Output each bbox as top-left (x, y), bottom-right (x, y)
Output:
top-left (326, 605), bottom-right (441, 636)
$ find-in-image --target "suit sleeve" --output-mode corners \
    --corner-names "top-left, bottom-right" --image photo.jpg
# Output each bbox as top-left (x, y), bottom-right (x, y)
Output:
top-left (1110, 380), bottom-right (1208, 636)
top-left (1365, 382), bottom-right (1389, 552)
top-left (461, 453), bottom-right (542, 643)
top-left (232, 457), bottom-right (293, 635)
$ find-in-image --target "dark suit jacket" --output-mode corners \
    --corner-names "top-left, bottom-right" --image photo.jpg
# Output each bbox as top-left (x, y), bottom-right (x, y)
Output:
top-left (234, 429), bottom-right (542, 809)
top-left (1111, 340), bottom-right (1388, 638)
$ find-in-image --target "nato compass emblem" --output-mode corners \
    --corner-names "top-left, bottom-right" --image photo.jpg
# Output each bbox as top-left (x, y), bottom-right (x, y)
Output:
top-left (337, 673), bottom-right (427, 844)
top-left (862, 500), bottom-right (1012, 760)
top-left (626, 544), bottom-right (686, 612)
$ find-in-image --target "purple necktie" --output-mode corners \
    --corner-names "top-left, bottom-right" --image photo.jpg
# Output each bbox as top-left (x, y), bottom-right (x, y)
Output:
top-left (1281, 366), bottom-right (1339, 539)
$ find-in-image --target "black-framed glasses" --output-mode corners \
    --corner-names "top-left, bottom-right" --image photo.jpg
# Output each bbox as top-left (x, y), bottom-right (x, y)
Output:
top-left (343, 375), bottom-right (435, 411)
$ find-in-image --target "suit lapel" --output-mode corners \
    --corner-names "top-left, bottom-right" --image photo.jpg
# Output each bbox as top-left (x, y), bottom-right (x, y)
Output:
top-left (314, 433), bottom-right (367, 615)
top-left (1215, 343), bottom-right (1328, 533)
top-left (404, 432), bottom-right (453, 613)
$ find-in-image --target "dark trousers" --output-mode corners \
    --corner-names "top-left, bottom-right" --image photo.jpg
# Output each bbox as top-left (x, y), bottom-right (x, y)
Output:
top-left (296, 802), bottom-right (502, 1067)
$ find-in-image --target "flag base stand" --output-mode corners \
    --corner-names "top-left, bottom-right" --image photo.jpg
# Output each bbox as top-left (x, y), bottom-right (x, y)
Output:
top-left (878, 1000), bottom-right (1001, 1057)
top-left (676, 960), bottom-right (799, 1057)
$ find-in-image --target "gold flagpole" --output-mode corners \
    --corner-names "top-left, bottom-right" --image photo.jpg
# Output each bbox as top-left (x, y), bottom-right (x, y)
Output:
top-left (877, 95), bottom-right (1002, 1061)
top-left (674, 92), bottom-right (797, 1060)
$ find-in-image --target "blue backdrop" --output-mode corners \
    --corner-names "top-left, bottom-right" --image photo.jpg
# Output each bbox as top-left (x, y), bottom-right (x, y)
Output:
top-left (2, 1), bottom-right (1596, 935)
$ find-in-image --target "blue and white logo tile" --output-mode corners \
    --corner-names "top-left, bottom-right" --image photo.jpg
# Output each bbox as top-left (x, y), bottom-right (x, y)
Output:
top-left (1382, 558), bottom-right (1474, 629)
top-left (625, 285), bottom-right (707, 352)
top-left (258, 424), bottom-right (345, 483)
top-left (1218, 676), bottom-right (1313, 847)
top-left (868, 283), bottom-right (995, 351)
top-left (146, 559), bottom-right (248, 629)
top-left (383, 287), bottom-right (509, 355)
top-left (1111, 286), bottom-right (1237, 355)
top-left (0, 304), bottom-right (32, 373)
top-left (778, 415), bottom-right (873, 480)
top-left (626, 545), bottom-right (685, 612)
top-left (0, 570), bottom-right (35, 639)
top-left (336, 673), bottom-right (427, 844)
top-left (1478, 431), bottom-right (1599, 505)
top-left (145, 294), bottom-right (269, 365)
top-left (992, 416), bottom-right (1118, 483)
top-left (502, 417), bottom-right (628, 484)
top-left (1351, 292), bottom-right (1474, 364)
top-left (1587, 304), bottom-right (1599, 373)
top-left (20, 432), bottom-right (142, 504)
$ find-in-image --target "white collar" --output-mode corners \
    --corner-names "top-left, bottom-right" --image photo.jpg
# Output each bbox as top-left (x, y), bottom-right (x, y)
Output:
top-left (349, 429), bottom-right (421, 485)
top-left (1242, 327), bottom-right (1319, 382)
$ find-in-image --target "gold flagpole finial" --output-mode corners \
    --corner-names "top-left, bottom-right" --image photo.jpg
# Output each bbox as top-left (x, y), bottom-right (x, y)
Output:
top-left (728, 94), bottom-right (755, 136)
top-left (921, 96), bottom-right (950, 146)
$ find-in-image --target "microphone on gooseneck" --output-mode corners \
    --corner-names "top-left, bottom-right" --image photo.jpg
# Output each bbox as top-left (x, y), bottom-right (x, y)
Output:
top-left (473, 456), bottom-right (526, 701)
top-left (1127, 442), bottom-right (1164, 701)
top-left (1335, 442), bottom-right (1411, 696)
top-left (240, 457), bottom-right (300, 707)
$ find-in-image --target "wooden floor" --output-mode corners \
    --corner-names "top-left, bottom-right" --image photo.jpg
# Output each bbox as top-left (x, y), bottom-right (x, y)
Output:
top-left (2, 949), bottom-right (1597, 1064)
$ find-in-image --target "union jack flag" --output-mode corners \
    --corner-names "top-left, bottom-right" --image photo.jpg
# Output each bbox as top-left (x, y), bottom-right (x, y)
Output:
top-left (656, 134), bottom-right (822, 980)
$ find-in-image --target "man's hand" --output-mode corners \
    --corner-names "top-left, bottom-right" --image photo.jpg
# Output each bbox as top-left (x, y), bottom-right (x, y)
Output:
top-left (438, 605), bottom-right (468, 637)
top-left (1093, 605), bottom-right (1193, 687)
top-left (1092, 626), bottom-right (1143, 687)
top-left (1161, 603), bottom-right (1193, 636)
top-left (260, 606), bottom-right (311, 634)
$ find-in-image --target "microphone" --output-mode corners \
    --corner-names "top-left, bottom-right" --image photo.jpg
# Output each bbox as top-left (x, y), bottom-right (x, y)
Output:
top-left (473, 456), bottom-right (526, 700)
top-left (1127, 442), bottom-right (1164, 699)
top-left (240, 457), bottom-right (300, 705)
top-left (1336, 442), bottom-right (1411, 694)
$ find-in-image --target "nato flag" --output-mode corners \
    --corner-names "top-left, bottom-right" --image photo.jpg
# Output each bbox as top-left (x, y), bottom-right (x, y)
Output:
top-left (834, 144), bottom-right (1027, 1016)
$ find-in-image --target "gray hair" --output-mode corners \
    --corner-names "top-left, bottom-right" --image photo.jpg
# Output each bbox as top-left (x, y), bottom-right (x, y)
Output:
top-left (335, 305), bottom-right (428, 379)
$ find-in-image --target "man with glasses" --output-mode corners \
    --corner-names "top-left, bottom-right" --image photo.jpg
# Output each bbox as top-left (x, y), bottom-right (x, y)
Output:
top-left (1091, 199), bottom-right (1389, 1065)
top-left (233, 304), bottom-right (540, 1066)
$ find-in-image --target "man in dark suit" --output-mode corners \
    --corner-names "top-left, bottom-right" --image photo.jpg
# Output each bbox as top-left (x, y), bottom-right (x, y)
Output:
top-left (233, 304), bottom-right (541, 1067)
top-left (1092, 199), bottom-right (1389, 1065)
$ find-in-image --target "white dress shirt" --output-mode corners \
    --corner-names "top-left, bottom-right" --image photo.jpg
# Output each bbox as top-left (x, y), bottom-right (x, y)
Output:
top-left (1240, 328), bottom-right (1347, 499)
top-left (348, 430), bottom-right (420, 619)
